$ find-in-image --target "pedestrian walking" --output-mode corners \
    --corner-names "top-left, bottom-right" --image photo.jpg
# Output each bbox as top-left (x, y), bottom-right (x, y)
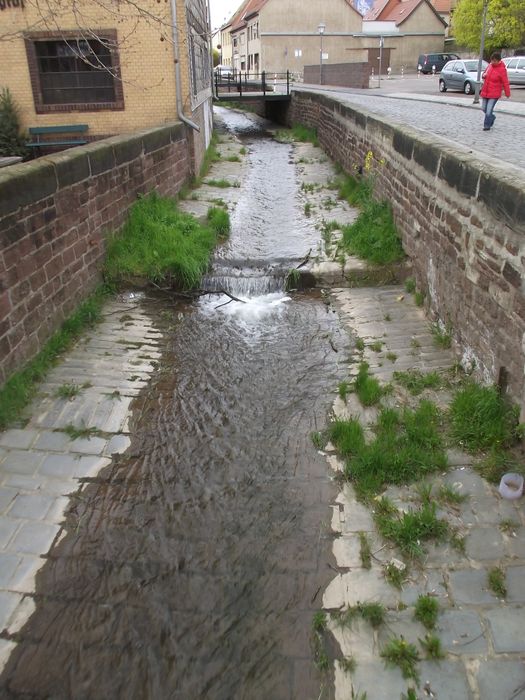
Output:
top-left (480, 52), bottom-right (511, 131)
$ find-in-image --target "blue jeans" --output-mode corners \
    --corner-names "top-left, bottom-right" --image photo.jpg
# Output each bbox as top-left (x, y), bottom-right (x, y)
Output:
top-left (481, 98), bottom-right (498, 128)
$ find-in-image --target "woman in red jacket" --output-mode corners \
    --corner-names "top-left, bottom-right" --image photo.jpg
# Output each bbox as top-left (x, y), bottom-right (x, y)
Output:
top-left (480, 52), bottom-right (511, 131)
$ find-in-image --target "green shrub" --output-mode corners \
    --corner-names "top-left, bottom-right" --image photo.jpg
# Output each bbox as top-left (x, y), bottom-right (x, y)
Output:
top-left (0, 87), bottom-right (28, 158)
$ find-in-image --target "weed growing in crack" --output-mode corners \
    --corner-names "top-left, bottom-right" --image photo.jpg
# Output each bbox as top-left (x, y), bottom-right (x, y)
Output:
top-left (285, 268), bottom-right (301, 291)
top-left (414, 291), bottom-right (425, 307)
top-left (369, 341), bottom-right (383, 353)
top-left (381, 637), bottom-right (420, 681)
top-left (376, 504), bottom-right (448, 559)
top-left (450, 530), bottom-right (467, 554)
top-left (419, 633), bottom-right (445, 659)
top-left (338, 381), bottom-right (351, 402)
top-left (438, 483), bottom-right (468, 505)
top-left (55, 383), bottom-right (82, 400)
top-left (386, 352), bottom-right (397, 362)
top-left (414, 595), bottom-right (439, 630)
top-left (339, 656), bottom-right (357, 674)
top-left (499, 519), bottom-right (520, 534)
top-left (354, 362), bottom-right (384, 406)
top-left (431, 321), bottom-right (452, 349)
top-left (310, 431), bottom-right (325, 450)
top-left (328, 418), bottom-right (365, 458)
top-left (312, 610), bottom-right (327, 634)
top-left (405, 278), bottom-right (416, 294)
top-left (393, 369), bottom-right (443, 396)
top-left (488, 567), bottom-right (507, 598)
top-left (359, 531), bottom-right (372, 569)
top-left (304, 202), bottom-right (312, 217)
top-left (355, 337), bottom-right (365, 352)
top-left (60, 424), bottom-right (104, 440)
top-left (331, 602), bottom-right (385, 629)
top-left (384, 562), bottom-right (408, 589)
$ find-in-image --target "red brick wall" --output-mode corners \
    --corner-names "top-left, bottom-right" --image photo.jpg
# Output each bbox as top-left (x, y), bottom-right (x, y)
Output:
top-left (290, 90), bottom-right (525, 411)
top-left (0, 123), bottom-right (191, 386)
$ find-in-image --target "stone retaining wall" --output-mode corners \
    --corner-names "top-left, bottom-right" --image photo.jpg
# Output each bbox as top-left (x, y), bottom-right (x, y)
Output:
top-left (289, 90), bottom-right (525, 410)
top-left (0, 122), bottom-right (191, 386)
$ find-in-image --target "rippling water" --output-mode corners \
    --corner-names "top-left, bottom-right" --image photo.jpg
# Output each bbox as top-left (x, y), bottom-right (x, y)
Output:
top-left (0, 108), bottom-right (346, 700)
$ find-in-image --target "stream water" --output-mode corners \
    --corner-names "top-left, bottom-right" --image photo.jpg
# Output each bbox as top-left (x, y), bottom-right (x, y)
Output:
top-left (1, 109), bottom-right (348, 699)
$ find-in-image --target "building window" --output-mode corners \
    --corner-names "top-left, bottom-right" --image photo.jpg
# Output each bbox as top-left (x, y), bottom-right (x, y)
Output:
top-left (25, 30), bottom-right (124, 113)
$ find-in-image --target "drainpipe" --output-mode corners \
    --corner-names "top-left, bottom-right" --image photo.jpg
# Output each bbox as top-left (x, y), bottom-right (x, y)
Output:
top-left (170, 0), bottom-right (200, 131)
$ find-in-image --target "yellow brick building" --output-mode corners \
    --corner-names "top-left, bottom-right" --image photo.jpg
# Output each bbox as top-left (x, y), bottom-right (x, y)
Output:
top-left (0, 0), bottom-right (213, 168)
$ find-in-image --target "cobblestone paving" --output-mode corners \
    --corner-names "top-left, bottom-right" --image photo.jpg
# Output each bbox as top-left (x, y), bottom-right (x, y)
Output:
top-left (312, 90), bottom-right (525, 171)
top-left (0, 296), bottom-right (162, 671)
top-left (322, 286), bottom-right (525, 700)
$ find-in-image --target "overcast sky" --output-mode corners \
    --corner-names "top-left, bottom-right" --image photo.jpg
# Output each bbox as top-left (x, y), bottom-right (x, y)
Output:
top-left (210, 0), bottom-right (241, 31)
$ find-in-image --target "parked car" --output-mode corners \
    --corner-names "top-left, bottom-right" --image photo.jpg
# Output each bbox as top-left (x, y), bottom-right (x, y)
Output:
top-left (214, 65), bottom-right (234, 79)
top-left (439, 59), bottom-right (488, 94)
top-left (502, 56), bottom-right (525, 85)
top-left (417, 53), bottom-right (459, 74)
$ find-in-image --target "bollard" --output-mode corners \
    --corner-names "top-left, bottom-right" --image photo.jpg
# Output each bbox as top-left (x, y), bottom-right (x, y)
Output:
top-left (432, 65), bottom-right (436, 75)
top-left (387, 66), bottom-right (392, 79)
top-left (417, 65), bottom-right (421, 77)
top-left (371, 67), bottom-right (375, 81)
top-left (401, 65), bottom-right (404, 79)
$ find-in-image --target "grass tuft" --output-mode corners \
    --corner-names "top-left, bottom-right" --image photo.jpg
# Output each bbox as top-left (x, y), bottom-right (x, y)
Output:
top-left (393, 369), bottom-right (443, 396)
top-left (104, 193), bottom-right (217, 289)
top-left (450, 382), bottom-right (519, 451)
top-left (207, 206), bottom-right (231, 238)
top-left (381, 637), bottom-right (420, 681)
top-left (419, 633), bottom-right (445, 659)
top-left (359, 531), bottom-right (372, 569)
top-left (338, 381), bottom-right (351, 402)
top-left (384, 561), bottom-right (408, 589)
top-left (487, 567), bottom-right (507, 598)
top-left (376, 503), bottom-right (448, 559)
top-left (414, 595), bottom-right (439, 630)
top-left (354, 362), bottom-right (384, 406)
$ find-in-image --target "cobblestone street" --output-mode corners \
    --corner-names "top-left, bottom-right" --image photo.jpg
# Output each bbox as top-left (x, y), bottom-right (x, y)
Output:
top-left (299, 88), bottom-right (525, 171)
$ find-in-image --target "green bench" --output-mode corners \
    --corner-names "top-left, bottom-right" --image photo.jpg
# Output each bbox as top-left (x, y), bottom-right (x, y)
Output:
top-left (26, 124), bottom-right (89, 150)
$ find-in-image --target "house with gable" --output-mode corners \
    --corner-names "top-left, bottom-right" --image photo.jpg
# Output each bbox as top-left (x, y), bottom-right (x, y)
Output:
top-left (361, 0), bottom-right (447, 71)
top-left (229, 0), bottom-right (367, 76)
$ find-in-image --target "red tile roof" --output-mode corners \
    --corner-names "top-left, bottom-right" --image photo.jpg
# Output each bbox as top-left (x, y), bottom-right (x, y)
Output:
top-left (365, 0), bottom-right (446, 25)
top-left (431, 0), bottom-right (451, 12)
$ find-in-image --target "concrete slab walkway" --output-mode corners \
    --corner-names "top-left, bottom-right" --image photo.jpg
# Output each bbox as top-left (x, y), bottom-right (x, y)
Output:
top-left (0, 294), bottom-right (163, 670)
top-left (322, 285), bottom-right (525, 700)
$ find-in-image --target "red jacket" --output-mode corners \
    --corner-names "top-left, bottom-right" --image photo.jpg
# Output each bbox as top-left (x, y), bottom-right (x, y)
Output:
top-left (481, 62), bottom-right (511, 99)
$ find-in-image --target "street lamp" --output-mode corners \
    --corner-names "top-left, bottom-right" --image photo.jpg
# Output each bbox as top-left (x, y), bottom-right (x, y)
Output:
top-left (318, 22), bottom-right (325, 85)
top-left (473, 0), bottom-right (489, 104)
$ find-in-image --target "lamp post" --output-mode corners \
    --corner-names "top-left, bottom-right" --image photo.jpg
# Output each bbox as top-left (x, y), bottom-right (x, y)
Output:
top-left (473, 0), bottom-right (489, 104)
top-left (318, 22), bottom-right (325, 85)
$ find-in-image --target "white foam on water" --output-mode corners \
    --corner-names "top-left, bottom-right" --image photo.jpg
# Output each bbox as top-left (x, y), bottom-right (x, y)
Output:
top-left (199, 292), bottom-right (291, 324)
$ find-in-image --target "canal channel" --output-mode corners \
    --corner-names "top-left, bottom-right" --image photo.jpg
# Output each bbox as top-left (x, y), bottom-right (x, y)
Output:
top-left (1, 108), bottom-right (351, 699)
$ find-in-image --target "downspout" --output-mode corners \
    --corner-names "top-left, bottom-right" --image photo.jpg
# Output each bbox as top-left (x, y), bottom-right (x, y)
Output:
top-left (170, 0), bottom-right (200, 131)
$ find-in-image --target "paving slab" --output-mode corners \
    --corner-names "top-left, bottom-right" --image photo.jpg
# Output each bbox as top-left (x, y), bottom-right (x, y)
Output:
top-left (475, 659), bottom-right (525, 699)
top-left (418, 659), bottom-right (473, 700)
top-left (448, 569), bottom-right (500, 605)
top-left (484, 606), bottom-right (525, 652)
top-left (436, 609), bottom-right (488, 655)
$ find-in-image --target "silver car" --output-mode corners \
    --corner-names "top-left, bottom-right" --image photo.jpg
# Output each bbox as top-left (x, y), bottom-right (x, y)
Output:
top-left (439, 59), bottom-right (488, 94)
top-left (502, 56), bottom-right (525, 85)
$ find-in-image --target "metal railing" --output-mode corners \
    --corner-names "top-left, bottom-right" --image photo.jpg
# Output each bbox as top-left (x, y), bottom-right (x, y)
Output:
top-left (214, 71), bottom-right (291, 98)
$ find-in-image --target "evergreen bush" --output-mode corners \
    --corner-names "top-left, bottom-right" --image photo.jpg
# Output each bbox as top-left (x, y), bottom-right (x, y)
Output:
top-left (0, 87), bottom-right (28, 158)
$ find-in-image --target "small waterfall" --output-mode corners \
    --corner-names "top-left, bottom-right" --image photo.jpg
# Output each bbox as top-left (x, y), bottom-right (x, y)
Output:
top-left (202, 264), bottom-right (288, 297)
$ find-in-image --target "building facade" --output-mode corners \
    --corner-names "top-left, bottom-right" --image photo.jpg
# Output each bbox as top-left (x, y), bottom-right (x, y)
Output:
top-left (0, 0), bottom-right (213, 170)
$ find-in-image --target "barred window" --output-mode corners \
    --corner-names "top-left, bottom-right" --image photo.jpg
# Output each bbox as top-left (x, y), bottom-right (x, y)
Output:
top-left (25, 30), bottom-right (124, 113)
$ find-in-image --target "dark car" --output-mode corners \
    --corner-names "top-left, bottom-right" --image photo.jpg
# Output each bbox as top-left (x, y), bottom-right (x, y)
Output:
top-left (417, 53), bottom-right (460, 74)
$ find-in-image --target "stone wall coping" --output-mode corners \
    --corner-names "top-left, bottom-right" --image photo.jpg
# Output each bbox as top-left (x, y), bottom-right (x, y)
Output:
top-left (0, 121), bottom-right (187, 219)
